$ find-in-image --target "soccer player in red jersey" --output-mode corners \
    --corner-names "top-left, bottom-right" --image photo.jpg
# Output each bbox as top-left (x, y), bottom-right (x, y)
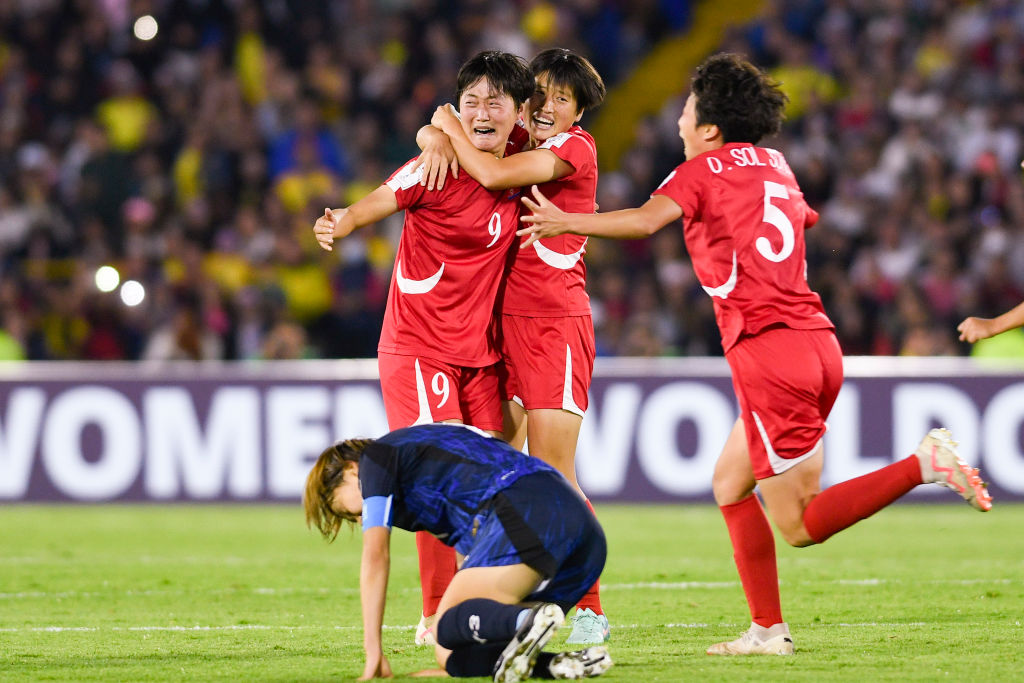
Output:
top-left (518, 53), bottom-right (992, 655)
top-left (313, 50), bottom-right (534, 649)
top-left (423, 47), bottom-right (611, 646)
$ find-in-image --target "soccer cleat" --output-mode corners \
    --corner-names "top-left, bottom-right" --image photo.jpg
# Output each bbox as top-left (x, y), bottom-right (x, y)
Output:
top-left (415, 613), bottom-right (437, 646)
top-left (547, 646), bottom-right (613, 679)
top-left (915, 428), bottom-right (992, 511)
top-left (706, 622), bottom-right (794, 656)
top-left (566, 608), bottom-right (610, 644)
top-left (493, 603), bottom-right (564, 683)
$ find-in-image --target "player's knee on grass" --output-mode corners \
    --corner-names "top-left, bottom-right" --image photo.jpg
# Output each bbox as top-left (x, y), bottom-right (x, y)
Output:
top-left (434, 642), bottom-right (451, 669)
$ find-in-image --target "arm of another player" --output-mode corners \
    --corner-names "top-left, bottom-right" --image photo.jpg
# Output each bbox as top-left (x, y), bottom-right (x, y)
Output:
top-left (358, 525), bottom-right (393, 680)
top-left (431, 104), bottom-right (571, 190)
top-left (412, 124), bottom-right (459, 191)
top-left (958, 300), bottom-right (1024, 343)
top-left (313, 185), bottom-right (399, 252)
top-left (518, 185), bottom-right (683, 247)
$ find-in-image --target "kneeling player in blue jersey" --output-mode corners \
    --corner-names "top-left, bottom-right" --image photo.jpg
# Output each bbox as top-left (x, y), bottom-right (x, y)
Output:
top-left (304, 423), bottom-right (612, 682)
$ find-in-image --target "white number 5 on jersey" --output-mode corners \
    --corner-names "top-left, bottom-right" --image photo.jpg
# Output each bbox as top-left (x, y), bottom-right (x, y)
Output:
top-left (757, 181), bottom-right (795, 262)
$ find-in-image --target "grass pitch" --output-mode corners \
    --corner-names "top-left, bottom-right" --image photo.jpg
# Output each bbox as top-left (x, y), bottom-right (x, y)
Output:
top-left (1, 503), bottom-right (1021, 681)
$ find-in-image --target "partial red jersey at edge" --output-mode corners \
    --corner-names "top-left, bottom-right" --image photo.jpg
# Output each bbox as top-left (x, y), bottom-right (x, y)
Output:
top-left (653, 143), bottom-right (833, 352)
top-left (379, 157), bottom-right (521, 366)
top-left (502, 125), bottom-right (596, 317)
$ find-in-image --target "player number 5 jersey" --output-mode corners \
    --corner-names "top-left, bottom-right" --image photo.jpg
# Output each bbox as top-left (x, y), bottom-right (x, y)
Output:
top-left (653, 143), bottom-right (833, 352)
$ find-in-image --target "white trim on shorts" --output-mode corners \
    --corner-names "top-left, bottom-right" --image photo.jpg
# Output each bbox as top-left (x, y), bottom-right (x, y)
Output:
top-left (412, 358), bottom-right (434, 425)
top-left (561, 344), bottom-right (584, 417)
top-left (752, 410), bottom-right (822, 476)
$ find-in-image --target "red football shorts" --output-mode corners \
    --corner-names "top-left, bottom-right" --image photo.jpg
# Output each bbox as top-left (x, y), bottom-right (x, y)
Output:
top-left (725, 326), bottom-right (843, 479)
top-left (498, 314), bottom-right (595, 416)
top-left (377, 352), bottom-right (503, 431)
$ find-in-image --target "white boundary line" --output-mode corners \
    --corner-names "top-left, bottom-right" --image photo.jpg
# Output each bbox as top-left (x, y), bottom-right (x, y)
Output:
top-left (1, 578), bottom-right (1014, 601)
top-left (2, 621), bottom-right (952, 634)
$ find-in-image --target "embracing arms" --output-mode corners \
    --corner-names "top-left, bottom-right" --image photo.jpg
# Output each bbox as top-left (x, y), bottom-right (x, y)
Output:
top-left (517, 186), bottom-right (683, 247)
top-left (429, 105), bottom-right (573, 190)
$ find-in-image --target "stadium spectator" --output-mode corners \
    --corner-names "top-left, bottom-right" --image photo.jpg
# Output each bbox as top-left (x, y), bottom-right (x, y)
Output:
top-left (0, 1), bottom-right (1022, 360)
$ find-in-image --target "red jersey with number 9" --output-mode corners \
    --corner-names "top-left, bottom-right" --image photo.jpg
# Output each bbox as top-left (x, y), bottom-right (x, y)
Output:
top-left (379, 153), bottom-right (522, 367)
top-left (653, 142), bottom-right (833, 353)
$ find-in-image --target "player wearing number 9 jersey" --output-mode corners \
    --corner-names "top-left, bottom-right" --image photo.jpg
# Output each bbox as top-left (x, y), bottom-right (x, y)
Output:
top-left (518, 52), bottom-right (992, 657)
top-left (312, 50), bottom-right (535, 644)
top-left (425, 48), bottom-right (610, 645)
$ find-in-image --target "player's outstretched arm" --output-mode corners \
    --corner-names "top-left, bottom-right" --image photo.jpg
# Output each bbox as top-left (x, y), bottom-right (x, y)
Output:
top-left (358, 525), bottom-right (393, 680)
top-left (518, 185), bottom-right (682, 247)
top-left (412, 124), bottom-right (459, 191)
top-left (313, 185), bottom-right (399, 252)
top-left (431, 104), bottom-right (571, 190)
top-left (958, 300), bottom-right (1024, 343)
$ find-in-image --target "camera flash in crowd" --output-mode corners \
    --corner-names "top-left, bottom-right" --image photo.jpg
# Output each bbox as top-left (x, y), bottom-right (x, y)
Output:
top-left (95, 265), bottom-right (120, 293)
top-left (133, 15), bottom-right (158, 41)
top-left (120, 280), bottom-right (146, 307)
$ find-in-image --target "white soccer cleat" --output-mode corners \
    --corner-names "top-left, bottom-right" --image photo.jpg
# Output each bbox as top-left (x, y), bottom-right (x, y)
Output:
top-left (547, 646), bottom-right (613, 679)
top-left (566, 608), bottom-right (610, 645)
top-left (493, 603), bottom-right (564, 683)
top-left (915, 428), bottom-right (992, 511)
top-left (706, 622), bottom-right (794, 656)
top-left (415, 613), bottom-right (437, 646)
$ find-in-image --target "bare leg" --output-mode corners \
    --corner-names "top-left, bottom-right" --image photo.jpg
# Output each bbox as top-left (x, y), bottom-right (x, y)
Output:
top-left (502, 400), bottom-right (527, 450)
top-left (523, 408), bottom-right (584, 492)
top-left (756, 446), bottom-right (823, 547)
top-left (431, 564), bottom-right (543, 669)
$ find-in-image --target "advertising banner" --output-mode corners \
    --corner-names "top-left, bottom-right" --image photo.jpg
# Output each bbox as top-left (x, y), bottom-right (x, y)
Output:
top-left (1, 358), bottom-right (1022, 502)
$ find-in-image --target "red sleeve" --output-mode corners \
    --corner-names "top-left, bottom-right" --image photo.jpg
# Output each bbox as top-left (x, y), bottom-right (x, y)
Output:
top-left (384, 158), bottom-right (429, 210)
top-left (537, 131), bottom-right (596, 178)
top-left (652, 160), bottom-right (702, 218)
top-left (805, 205), bottom-right (820, 228)
top-left (506, 122), bottom-right (530, 155)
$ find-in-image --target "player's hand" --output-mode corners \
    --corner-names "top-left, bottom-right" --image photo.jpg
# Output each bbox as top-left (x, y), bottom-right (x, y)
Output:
top-left (430, 103), bottom-right (461, 137)
top-left (957, 316), bottom-right (996, 343)
top-left (412, 123), bottom-right (458, 191)
top-left (358, 651), bottom-right (393, 680)
top-left (518, 185), bottom-right (570, 248)
top-left (313, 207), bottom-right (344, 252)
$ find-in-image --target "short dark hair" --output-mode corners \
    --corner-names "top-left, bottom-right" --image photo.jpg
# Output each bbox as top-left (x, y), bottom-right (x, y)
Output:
top-left (530, 48), bottom-right (606, 113)
top-left (456, 50), bottom-right (534, 108)
top-left (691, 53), bottom-right (787, 144)
top-left (303, 438), bottom-right (374, 541)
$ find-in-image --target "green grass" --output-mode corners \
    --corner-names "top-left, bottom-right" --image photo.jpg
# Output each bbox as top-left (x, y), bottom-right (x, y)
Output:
top-left (1, 503), bottom-right (1021, 681)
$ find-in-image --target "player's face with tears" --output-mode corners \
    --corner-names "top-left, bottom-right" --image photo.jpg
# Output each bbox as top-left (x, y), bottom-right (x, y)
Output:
top-left (525, 72), bottom-right (582, 143)
top-left (459, 77), bottom-right (520, 156)
top-left (330, 464), bottom-right (363, 519)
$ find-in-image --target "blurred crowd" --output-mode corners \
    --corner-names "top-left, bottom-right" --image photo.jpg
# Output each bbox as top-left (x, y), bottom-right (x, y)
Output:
top-left (0, 0), bottom-right (1020, 361)
top-left (597, 0), bottom-right (1024, 357)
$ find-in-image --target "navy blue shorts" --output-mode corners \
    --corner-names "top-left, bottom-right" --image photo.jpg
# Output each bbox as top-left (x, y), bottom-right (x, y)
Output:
top-left (458, 470), bottom-right (606, 610)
